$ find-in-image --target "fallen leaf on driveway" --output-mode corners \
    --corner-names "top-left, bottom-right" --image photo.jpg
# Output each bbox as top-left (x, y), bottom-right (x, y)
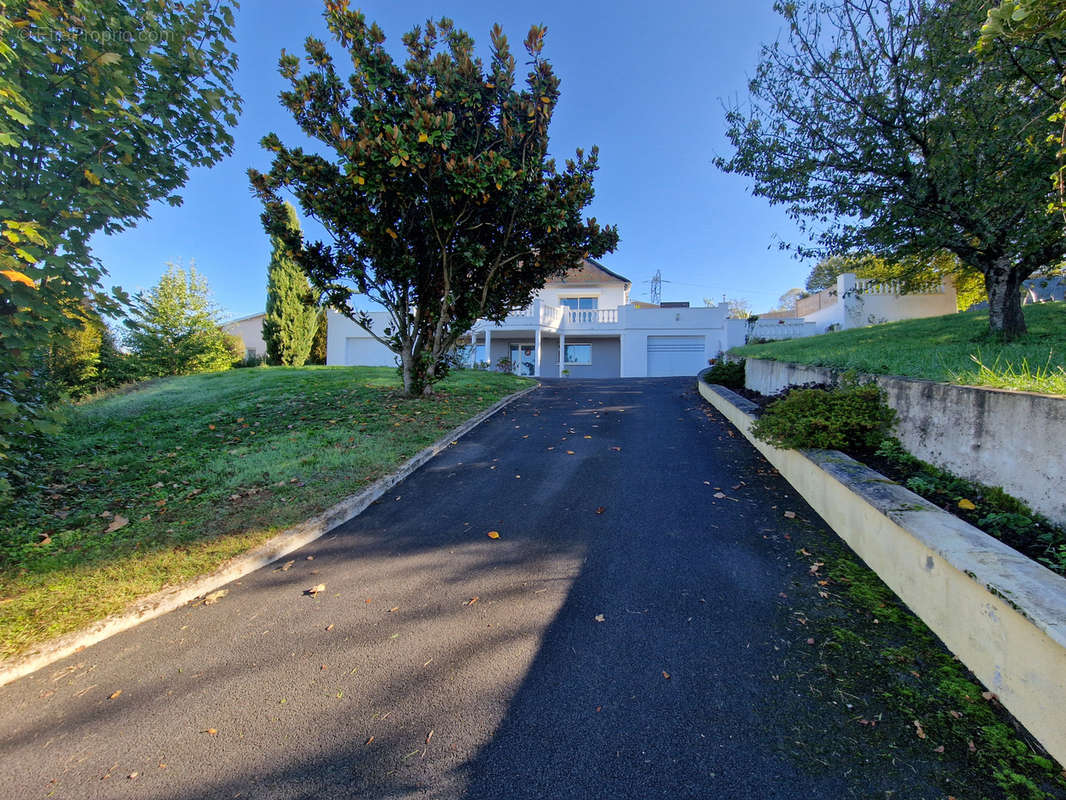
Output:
top-left (662, 671), bottom-right (671, 680)
top-left (783, 511), bottom-right (796, 519)
top-left (596, 506), bottom-right (606, 514)
top-left (204, 728), bottom-right (218, 736)
top-left (594, 614), bottom-right (605, 622)
top-left (108, 690), bottom-right (122, 700)
top-left (713, 492), bottom-right (726, 499)
top-left (105, 515), bottom-right (129, 533)
top-left (464, 596), bottom-right (479, 606)
top-left (487, 531), bottom-right (500, 539)
top-left (610, 446), bottom-right (622, 452)
top-left (304, 584), bottom-right (326, 597)
top-left (388, 606), bottom-right (399, 613)
top-left (566, 450), bottom-right (575, 455)
top-left (203, 589), bottom-right (228, 605)
top-left (274, 560), bottom-right (295, 572)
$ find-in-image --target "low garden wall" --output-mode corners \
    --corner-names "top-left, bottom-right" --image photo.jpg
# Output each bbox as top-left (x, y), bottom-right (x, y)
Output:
top-left (744, 358), bottom-right (1066, 526)
top-left (698, 380), bottom-right (1066, 766)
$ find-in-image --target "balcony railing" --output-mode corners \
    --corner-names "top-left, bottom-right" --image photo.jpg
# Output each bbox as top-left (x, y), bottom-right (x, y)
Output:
top-left (566, 308), bottom-right (617, 325)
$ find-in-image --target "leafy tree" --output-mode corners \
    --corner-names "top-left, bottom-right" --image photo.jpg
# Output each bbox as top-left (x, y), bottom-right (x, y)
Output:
top-left (125, 264), bottom-right (233, 377)
top-left (979, 1), bottom-right (1066, 219)
top-left (718, 297), bottom-right (752, 319)
top-left (262, 203), bottom-right (318, 366)
top-left (805, 251), bottom-right (985, 310)
top-left (249, 9), bottom-right (618, 395)
top-left (0, 0), bottom-right (240, 502)
top-left (46, 301), bottom-right (107, 399)
top-left (717, 0), bottom-right (1064, 338)
top-left (775, 288), bottom-right (806, 314)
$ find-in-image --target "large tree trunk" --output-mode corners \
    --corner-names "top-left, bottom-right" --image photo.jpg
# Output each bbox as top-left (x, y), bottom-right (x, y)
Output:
top-left (399, 344), bottom-right (417, 396)
top-left (984, 258), bottom-right (1027, 339)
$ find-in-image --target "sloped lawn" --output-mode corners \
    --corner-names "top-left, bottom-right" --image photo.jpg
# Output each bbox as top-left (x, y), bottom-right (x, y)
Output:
top-left (732, 302), bottom-right (1066, 393)
top-left (0, 367), bottom-right (532, 659)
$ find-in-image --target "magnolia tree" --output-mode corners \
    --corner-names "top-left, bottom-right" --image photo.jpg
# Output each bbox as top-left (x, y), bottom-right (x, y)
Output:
top-left (249, 7), bottom-right (618, 394)
top-left (717, 0), bottom-right (1064, 338)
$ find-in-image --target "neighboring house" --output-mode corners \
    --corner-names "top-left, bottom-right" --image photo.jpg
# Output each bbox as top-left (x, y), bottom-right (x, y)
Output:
top-left (794, 272), bottom-right (957, 334)
top-left (221, 312), bottom-right (267, 360)
top-left (326, 259), bottom-right (735, 377)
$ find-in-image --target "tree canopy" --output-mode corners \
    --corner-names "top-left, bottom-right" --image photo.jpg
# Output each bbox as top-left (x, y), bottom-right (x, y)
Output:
top-left (1, 0), bottom-right (241, 352)
top-left (249, 8), bottom-right (618, 394)
top-left (125, 264), bottom-right (233, 377)
top-left (717, 0), bottom-right (1064, 338)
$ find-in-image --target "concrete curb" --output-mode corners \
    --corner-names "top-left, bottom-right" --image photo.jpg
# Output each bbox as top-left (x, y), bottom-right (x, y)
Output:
top-left (0, 383), bottom-right (539, 688)
top-left (697, 378), bottom-right (1066, 766)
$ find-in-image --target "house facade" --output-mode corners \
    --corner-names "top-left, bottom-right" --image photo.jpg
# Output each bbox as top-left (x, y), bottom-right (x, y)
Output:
top-left (326, 260), bottom-right (734, 378)
top-left (221, 312), bottom-right (268, 360)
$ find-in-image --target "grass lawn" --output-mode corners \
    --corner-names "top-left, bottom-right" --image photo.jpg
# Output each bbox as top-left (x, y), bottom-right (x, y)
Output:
top-left (0, 366), bottom-right (532, 660)
top-left (732, 302), bottom-right (1066, 394)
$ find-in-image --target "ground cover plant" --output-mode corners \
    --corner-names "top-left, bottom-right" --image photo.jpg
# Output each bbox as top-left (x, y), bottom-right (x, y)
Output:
top-left (868, 439), bottom-right (1066, 577)
top-left (766, 510), bottom-right (1066, 799)
top-left (0, 366), bottom-right (531, 659)
top-left (731, 303), bottom-right (1066, 394)
top-left (726, 375), bottom-right (1066, 578)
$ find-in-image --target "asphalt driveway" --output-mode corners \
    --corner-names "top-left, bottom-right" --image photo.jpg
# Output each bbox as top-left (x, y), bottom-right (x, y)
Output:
top-left (0, 378), bottom-right (941, 799)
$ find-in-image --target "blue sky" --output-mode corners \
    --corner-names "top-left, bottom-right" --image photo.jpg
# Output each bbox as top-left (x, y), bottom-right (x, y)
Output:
top-left (89, 0), bottom-right (811, 320)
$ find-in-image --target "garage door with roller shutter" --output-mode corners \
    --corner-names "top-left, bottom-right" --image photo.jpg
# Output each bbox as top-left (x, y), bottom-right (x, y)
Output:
top-left (646, 335), bottom-right (706, 377)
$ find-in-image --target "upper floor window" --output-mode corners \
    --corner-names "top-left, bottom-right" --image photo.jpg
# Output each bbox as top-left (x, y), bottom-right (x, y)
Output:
top-left (560, 297), bottom-right (598, 310)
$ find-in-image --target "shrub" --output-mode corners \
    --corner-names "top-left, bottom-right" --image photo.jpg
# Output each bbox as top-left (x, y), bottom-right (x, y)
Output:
top-left (750, 382), bottom-right (896, 452)
top-left (702, 359), bottom-right (746, 389)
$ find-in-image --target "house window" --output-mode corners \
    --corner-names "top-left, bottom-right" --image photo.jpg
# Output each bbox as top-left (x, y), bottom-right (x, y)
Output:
top-left (564, 343), bottom-right (592, 365)
top-left (560, 297), bottom-right (598, 310)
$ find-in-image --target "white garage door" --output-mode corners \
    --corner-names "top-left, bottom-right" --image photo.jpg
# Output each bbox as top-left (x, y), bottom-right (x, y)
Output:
top-left (344, 337), bottom-right (396, 367)
top-left (646, 335), bottom-right (706, 377)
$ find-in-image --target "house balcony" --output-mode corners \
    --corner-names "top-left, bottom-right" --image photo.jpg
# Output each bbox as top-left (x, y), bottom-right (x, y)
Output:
top-left (472, 300), bottom-right (621, 334)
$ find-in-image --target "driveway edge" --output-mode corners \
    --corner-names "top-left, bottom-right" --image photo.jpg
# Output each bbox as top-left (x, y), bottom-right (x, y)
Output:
top-left (697, 378), bottom-right (1066, 766)
top-left (0, 383), bottom-right (539, 688)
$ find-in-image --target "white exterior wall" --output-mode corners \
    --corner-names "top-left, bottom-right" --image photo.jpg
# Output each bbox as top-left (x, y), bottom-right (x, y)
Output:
top-left (535, 282), bottom-right (629, 310)
top-left (325, 309), bottom-right (396, 366)
top-left (618, 304), bottom-right (730, 377)
top-left (222, 314), bottom-right (268, 359)
top-left (801, 273), bottom-right (957, 334)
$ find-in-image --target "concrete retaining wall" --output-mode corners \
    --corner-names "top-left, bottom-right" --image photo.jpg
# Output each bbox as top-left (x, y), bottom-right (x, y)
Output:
top-left (698, 379), bottom-right (1066, 765)
top-left (743, 358), bottom-right (1066, 526)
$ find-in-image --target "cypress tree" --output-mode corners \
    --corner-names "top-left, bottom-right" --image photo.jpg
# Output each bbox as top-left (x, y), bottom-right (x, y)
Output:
top-left (262, 203), bottom-right (318, 366)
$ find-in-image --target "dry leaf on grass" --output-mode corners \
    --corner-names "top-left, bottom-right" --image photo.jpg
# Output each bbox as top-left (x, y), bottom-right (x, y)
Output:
top-left (105, 515), bottom-right (129, 533)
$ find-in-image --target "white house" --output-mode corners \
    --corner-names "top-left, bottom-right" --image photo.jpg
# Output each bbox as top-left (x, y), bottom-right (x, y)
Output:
top-left (326, 259), bottom-right (735, 378)
top-left (221, 312), bottom-right (268, 359)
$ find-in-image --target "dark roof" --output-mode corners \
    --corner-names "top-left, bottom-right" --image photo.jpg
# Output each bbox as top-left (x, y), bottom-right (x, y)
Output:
top-left (552, 258), bottom-right (631, 287)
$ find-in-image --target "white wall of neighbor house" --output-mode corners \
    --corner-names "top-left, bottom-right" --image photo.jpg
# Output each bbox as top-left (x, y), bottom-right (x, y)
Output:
top-left (325, 309), bottom-right (397, 367)
top-left (221, 314), bottom-right (267, 359)
top-left (801, 273), bottom-right (958, 334)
